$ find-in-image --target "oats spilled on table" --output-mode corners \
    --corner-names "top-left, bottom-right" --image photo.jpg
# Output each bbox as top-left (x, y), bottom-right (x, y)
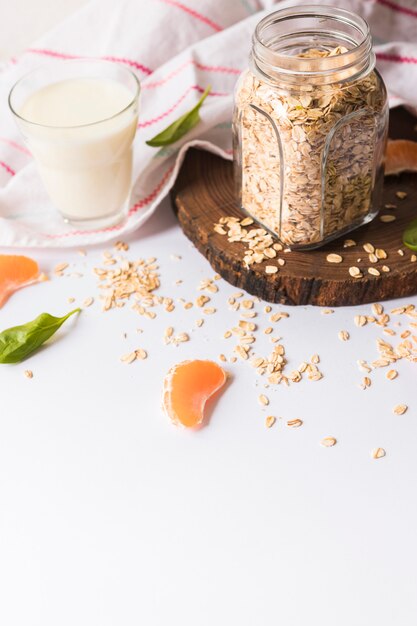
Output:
top-left (372, 447), bottom-right (386, 459)
top-left (287, 418), bottom-right (303, 428)
top-left (265, 415), bottom-right (276, 428)
top-left (321, 436), bottom-right (337, 447)
top-left (88, 242), bottom-right (414, 456)
top-left (120, 349), bottom-right (148, 364)
top-left (54, 262), bottom-right (69, 277)
top-left (94, 255), bottom-right (161, 315)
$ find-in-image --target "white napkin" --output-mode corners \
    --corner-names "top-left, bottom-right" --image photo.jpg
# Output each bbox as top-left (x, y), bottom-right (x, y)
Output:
top-left (0, 0), bottom-right (416, 247)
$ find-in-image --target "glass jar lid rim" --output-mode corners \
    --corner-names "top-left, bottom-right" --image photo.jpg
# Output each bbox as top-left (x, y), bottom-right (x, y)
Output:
top-left (253, 4), bottom-right (372, 76)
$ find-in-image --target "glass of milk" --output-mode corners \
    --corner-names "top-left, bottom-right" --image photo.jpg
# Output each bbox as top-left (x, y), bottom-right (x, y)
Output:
top-left (9, 60), bottom-right (140, 228)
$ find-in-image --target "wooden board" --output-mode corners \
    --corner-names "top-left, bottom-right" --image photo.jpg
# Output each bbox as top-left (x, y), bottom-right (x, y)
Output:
top-left (171, 107), bottom-right (417, 306)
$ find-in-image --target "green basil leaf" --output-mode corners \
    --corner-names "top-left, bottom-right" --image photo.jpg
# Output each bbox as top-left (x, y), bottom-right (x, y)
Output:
top-left (403, 217), bottom-right (417, 252)
top-left (146, 85), bottom-right (211, 147)
top-left (0, 308), bottom-right (80, 363)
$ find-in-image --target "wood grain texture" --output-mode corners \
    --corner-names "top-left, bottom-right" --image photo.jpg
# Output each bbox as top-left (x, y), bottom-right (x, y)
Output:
top-left (171, 107), bottom-right (417, 306)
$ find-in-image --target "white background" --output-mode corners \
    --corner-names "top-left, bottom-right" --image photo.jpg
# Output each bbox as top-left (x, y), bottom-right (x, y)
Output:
top-left (0, 2), bottom-right (416, 626)
top-left (0, 0), bottom-right (87, 60)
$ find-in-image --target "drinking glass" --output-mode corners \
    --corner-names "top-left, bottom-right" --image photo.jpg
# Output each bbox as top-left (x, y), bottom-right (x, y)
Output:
top-left (9, 59), bottom-right (140, 228)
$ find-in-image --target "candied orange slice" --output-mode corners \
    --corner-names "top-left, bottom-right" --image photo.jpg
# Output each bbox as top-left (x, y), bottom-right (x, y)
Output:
top-left (0, 254), bottom-right (42, 308)
top-left (385, 139), bottom-right (417, 176)
top-left (163, 359), bottom-right (227, 428)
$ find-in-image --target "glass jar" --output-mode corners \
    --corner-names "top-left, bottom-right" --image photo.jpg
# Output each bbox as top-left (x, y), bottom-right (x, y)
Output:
top-left (233, 5), bottom-right (388, 250)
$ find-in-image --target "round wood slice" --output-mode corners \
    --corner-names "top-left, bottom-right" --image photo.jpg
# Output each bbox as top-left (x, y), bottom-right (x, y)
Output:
top-left (171, 107), bottom-right (417, 306)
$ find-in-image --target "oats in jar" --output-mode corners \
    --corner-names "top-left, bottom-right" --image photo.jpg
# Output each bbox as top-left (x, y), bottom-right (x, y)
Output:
top-left (233, 6), bottom-right (388, 249)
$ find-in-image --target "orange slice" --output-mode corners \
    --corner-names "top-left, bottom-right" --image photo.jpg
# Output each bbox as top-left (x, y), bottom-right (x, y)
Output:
top-left (163, 359), bottom-right (227, 428)
top-left (0, 254), bottom-right (42, 308)
top-left (385, 139), bottom-right (417, 176)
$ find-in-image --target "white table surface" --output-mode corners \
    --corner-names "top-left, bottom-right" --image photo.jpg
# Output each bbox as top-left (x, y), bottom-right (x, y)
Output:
top-left (1, 2), bottom-right (417, 625)
top-left (0, 197), bottom-right (417, 626)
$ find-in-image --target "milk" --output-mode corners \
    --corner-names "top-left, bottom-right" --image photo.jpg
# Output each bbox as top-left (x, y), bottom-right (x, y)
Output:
top-left (19, 78), bottom-right (138, 223)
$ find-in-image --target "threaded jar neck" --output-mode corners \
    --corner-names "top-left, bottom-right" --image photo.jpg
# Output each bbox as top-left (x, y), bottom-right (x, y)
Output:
top-left (252, 5), bottom-right (374, 86)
